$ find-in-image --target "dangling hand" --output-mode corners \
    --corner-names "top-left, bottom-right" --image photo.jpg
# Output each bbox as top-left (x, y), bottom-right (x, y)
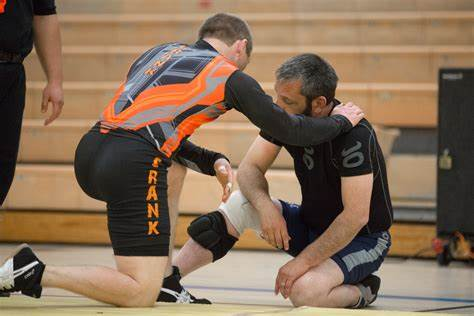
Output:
top-left (214, 158), bottom-right (234, 202)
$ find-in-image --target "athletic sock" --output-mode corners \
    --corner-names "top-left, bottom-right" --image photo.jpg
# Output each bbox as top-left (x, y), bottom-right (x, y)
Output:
top-left (157, 266), bottom-right (211, 304)
top-left (350, 274), bottom-right (381, 309)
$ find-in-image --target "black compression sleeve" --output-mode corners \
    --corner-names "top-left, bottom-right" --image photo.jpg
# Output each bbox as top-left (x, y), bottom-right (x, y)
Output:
top-left (173, 140), bottom-right (228, 176)
top-left (225, 71), bottom-right (352, 146)
top-left (33, 0), bottom-right (57, 15)
top-left (259, 130), bottom-right (284, 147)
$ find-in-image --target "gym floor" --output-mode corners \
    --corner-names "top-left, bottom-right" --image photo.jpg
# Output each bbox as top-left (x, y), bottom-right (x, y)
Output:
top-left (0, 244), bottom-right (473, 315)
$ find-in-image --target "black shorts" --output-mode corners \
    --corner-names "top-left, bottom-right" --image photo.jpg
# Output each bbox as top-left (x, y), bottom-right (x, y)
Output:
top-left (281, 201), bottom-right (391, 284)
top-left (74, 125), bottom-right (171, 256)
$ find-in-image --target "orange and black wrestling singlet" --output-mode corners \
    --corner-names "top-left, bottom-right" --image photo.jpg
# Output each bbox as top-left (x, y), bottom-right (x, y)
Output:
top-left (100, 42), bottom-right (238, 158)
top-left (74, 42), bottom-right (237, 257)
top-left (0, 1), bottom-right (6, 14)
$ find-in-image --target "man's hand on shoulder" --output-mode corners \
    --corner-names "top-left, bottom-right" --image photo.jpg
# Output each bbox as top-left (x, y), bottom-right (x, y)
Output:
top-left (331, 102), bottom-right (364, 127)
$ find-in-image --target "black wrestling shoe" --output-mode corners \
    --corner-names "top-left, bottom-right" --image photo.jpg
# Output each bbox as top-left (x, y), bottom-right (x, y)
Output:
top-left (352, 274), bottom-right (381, 308)
top-left (157, 266), bottom-right (211, 304)
top-left (0, 244), bottom-right (45, 299)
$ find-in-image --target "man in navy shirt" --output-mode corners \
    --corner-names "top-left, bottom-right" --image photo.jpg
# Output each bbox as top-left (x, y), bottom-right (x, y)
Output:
top-left (171, 53), bottom-right (393, 309)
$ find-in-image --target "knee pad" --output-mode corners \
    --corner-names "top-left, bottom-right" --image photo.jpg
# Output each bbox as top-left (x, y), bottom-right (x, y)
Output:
top-left (187, 211), bottom-right (238, 262)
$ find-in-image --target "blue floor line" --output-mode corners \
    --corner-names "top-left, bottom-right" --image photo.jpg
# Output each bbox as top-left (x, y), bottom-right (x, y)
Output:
top-left (186, 285), bottom-right (474, 304)
top-left (380, 295), bottom-right (474, 304)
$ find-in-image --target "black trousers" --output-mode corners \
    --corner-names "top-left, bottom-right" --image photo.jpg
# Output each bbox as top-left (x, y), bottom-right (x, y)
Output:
top-left (0, 63), bottom-right (26, 206)
top-left (74, 125), bottom-right (171, 256)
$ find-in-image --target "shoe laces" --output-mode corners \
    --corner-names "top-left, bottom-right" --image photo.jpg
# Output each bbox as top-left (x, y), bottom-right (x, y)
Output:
top-left (160, 288), bottom-right (194, 304)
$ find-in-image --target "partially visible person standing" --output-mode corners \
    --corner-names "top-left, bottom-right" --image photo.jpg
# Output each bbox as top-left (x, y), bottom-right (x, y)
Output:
top-left (0, 0), bottom-right (64, 206)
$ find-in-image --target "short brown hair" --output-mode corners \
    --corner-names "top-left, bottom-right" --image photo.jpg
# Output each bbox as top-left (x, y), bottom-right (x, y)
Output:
top-left (198, 13), bottom-right (253, 56)
top-left (276, 54), bottom-right (338, 103)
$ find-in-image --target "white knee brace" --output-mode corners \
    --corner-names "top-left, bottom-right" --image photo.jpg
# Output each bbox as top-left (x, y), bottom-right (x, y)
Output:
top-left (218, 191), bottom-right (282, 236)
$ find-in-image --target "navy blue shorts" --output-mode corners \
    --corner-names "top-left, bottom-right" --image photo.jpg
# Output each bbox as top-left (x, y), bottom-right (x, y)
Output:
top-left (280, 200), bottom-right (391, 285)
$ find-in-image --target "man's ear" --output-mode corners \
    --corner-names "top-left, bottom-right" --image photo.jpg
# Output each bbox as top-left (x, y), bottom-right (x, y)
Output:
top-left (310, 96), bottom-right (327, 116)
top-left (235, 39), bottom-right (247, 57)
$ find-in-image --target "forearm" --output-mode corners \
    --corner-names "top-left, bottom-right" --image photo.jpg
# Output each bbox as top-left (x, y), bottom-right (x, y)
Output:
top-left (226, 72), bottom-right (352, 146)
top-left (174, 140), bottom-right (227, 176)
top-left (241, 101), bottom-right (350, 147)
top-left (33, 15), bottom-right (63, 84)
top-left (236, 95), bottom-right (350, 146)
top-left (238, 163), bottom-right (275, 212)
top-left (298, 210), bottom-right (365, 267)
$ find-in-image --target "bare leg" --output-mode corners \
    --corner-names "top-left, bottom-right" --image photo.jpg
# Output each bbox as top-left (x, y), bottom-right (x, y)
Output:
top-left (165, 162), bottom-right (187, 276)
top-left (327, 284), bottom-right (361, 307)
top-left (289, 258), bottom-right (360, 308)
top-left (41, 255), bottom-right (168, 307)
top-left (173, 239), bottom-right (212, 277)
top-left (173, 211), bottom-right (240, 277)
top-left (174, 191), bottom-right (280, 277)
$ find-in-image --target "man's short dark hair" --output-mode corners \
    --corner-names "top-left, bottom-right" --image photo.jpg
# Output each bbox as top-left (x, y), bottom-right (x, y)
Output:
top-left (198, 13), bottom-right (253, 56)
top-left (276, 53), bottom-right (338, 104)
